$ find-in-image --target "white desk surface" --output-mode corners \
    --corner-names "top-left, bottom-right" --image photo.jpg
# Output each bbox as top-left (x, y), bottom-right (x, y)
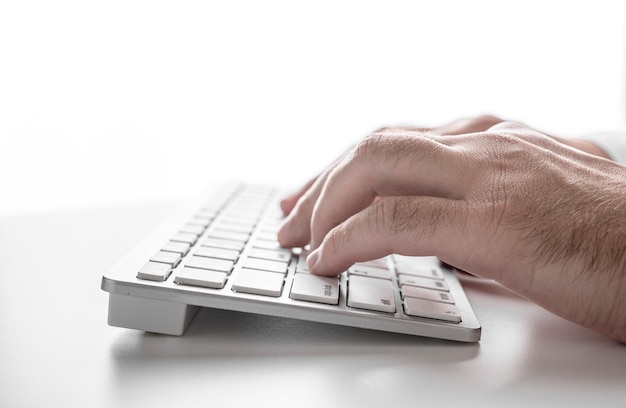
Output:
top-left (1, 199), bottom-right (625, 408)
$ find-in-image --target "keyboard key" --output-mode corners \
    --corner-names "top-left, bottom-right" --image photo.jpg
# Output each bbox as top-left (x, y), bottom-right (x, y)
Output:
top-left (395, 263), bottom-right (444, 280)
top-left (262, 214), bottom-right (284, 227)
top-left (348, 264), bottom-right (393, 280)
top-left (208, 231), bottom-right (249, 242)
top-left (256, 231), bottom-right (279, 242)
top-left (347, 275), bottom-right (396, 313)
top-left (260, 226), bottom-right (280, 234)
top-left (213, 223), bottom-right (254, 234)
top-left (185, 256), bottom-right (234, 273)
top-left (296, 257), bottom-right (310, 274)
top-left (252, 239), bottom-right (284, 251)
top-left (217, 218), bottom-right (256, 229)
top-left (202, 237), bottom-right (246, 251)
top-left (137, 261), bottom-right (172, 281)
top-left (194, 246), bottom-right (240, 262)
top-left (231, 268), bottom-right (285, 297)
top-left (179, 224), bottom-right (206, 235)
top-left (242, 258), bottom-right (288, 275)
top-left (403, 298), bottom-right (461, 323)
top-left (290, 274), bottom-right (340, 305)
top-left (355, 258), bottom-right (389, 270)
top-left (171, 232), bottom-right (199, 245)
top-left (174, 267), bottom-right (227, 289)
top-left (398, 275), bottom-right (449, 291)
top-left (401, 286), bottom-right (455, 304)
top-left (198, 208), bottom-right (218, 217)
top-left (150, 251), bottom-right (182, 267)
top-left (221, 212), bottom-right (259, 224)
top-left (248, 247), bottom-right (292, 263)
top-left (161, 241), bottom-right (191, 256)
top-left (394, 255), bottom-right (440, 267)
top-left (189, 216), bottom-right (212, 228)
top-left (194, 211), bottom-right (216, 220)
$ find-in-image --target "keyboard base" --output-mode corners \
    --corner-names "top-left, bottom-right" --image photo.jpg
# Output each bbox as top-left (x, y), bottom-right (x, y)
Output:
top-left (108, 293), bottom-right (199, 335)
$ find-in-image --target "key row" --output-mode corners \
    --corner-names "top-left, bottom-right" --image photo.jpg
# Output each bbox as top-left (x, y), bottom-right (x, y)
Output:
top-left (296, 255), bottom-right (461, 322)
top-left (136, 185), bottom-right (461, 323)
top-left (136, 188), bottom-right (281, 282)
top-left (170, 250), bottom-right (461, 323)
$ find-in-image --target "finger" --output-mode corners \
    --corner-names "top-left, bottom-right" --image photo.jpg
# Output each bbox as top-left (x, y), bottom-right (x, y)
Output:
top-left (309, 133), bottom-right (470, 249)
top-left (278, 163), bottom-right (340, 248)
top-left (280, 176), bottom-right (317, 216)
top-left (278, 146), bottom-right (354, 247)
top-left (277, 176), bottom-right (324, 247)
top-left (307, 196), bottom-right (475, 277)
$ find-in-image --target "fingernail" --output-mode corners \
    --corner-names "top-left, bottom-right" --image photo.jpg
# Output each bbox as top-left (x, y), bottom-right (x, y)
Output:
top-left (277, 219), bottom-right (292, 246)
top-left (306, 248), bottom-right (320, 272)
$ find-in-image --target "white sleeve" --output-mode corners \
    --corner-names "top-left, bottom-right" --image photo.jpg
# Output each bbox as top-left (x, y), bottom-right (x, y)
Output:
top-left (581, 126), bottom-right (626, 165)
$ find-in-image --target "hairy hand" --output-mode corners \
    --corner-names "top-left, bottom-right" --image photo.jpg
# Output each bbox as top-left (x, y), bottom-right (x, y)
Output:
top-left (278, 117), bottom-right (626, 343)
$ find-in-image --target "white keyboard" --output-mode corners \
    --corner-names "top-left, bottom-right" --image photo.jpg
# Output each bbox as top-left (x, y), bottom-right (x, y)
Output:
top-left (101, 183), bottom-right (481, 342)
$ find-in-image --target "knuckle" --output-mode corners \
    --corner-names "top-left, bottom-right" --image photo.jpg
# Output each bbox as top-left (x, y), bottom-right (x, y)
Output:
top-left (487, 120), bottom-right (528, 133)
top-left (296, 190), bottom-right (316, 215)
top-left (370, 126), bottom-right (418, 136)
top-left (372, 126), bottom-right (393, 134)
top-left (354, 131), bottom-right (440, 163)
top-left (353, 133), bottom-right (387, 162)
top-left (472, 114), bottom-right (502, 128)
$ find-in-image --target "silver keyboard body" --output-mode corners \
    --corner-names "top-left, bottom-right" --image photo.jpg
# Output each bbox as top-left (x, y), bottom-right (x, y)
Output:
top-left (101, 184), bottom-right (481, 342)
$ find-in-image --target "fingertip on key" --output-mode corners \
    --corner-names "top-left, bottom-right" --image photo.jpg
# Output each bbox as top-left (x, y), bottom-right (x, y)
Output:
top-left (276, 220), bottom-right (293, 248)
top-left (277, 216), bottom-right (309, 249)
top-left (306, 248), bottom-right (320, 271)
top-left (306, 247), bottom-right (339, 277)
top-left (279, 195), bottom-right (297, 216)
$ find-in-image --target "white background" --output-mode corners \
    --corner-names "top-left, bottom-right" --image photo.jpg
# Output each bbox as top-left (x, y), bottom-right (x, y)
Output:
top-left (1, 0), bottom-right (624, 216)
top-left (2, 4), bottom-right (626, 407)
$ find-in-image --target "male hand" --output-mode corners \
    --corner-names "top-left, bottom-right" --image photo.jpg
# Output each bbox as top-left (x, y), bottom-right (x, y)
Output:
top-left (278, 116), bottom-right (626, 343)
